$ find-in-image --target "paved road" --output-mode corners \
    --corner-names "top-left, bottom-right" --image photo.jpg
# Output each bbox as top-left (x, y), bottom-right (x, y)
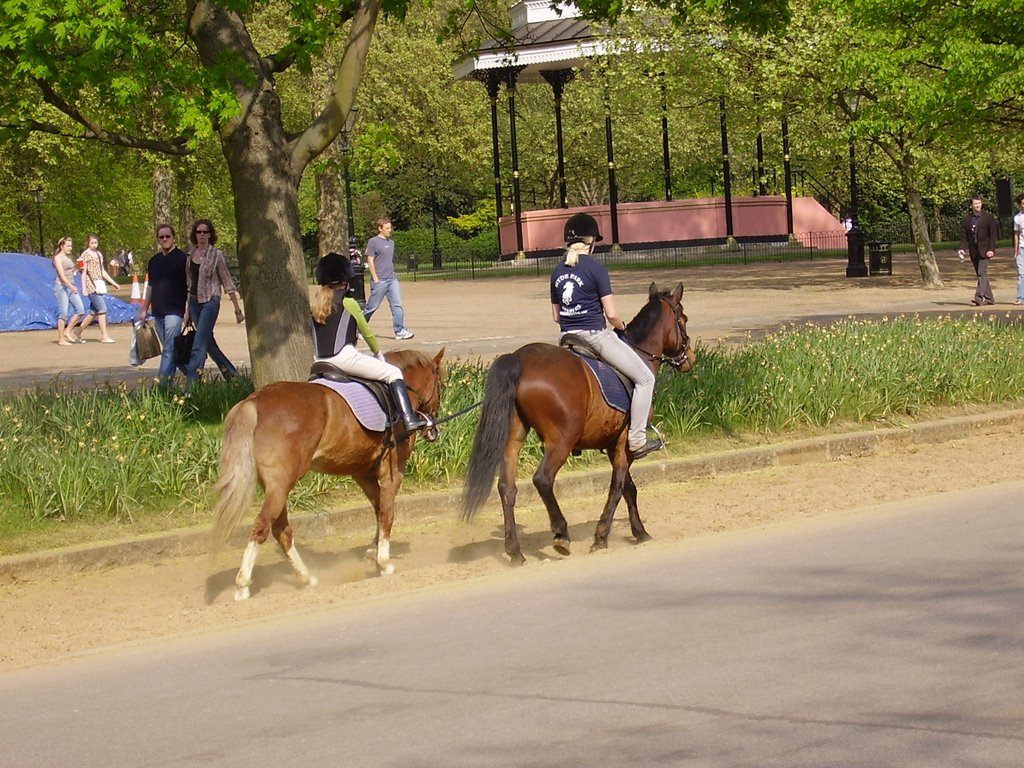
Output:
top-left (2, 250), bottom-right (1021, 388)
top-left (1, 481), bottom-right (1020, 767)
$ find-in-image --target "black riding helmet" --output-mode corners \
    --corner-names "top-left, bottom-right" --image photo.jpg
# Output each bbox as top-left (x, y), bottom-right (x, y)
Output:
top-left (563, 213), bottom-right (603, 244)
top-left (315, 252), bottom-right (355, 285)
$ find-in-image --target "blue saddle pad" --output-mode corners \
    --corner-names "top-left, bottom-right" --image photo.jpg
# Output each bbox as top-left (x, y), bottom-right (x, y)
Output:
top-left (575, 354), bottom-right (629, 413)
top-left (310, 378), bottom-right (388, 432)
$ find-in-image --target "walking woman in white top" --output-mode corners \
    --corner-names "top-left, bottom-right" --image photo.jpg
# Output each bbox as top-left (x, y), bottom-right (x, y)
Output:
top-left (74, 233), bottom-right (121, 343)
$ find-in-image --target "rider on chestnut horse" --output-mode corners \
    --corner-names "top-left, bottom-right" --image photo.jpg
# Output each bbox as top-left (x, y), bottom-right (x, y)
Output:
top-left (550, 213), bottom-right (662, 459)
top-left (311, 252), bottom-right (430, 434)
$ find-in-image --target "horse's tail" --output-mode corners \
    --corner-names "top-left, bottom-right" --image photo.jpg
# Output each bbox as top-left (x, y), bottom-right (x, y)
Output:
top-left (210, 398), bottom-right (258, 551)
top-left (462, 353), bottom-right (522, 521)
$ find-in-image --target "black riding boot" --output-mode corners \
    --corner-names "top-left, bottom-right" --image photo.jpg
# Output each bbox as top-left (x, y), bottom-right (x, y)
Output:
top-left (389, 380), bottom-right (430, 432)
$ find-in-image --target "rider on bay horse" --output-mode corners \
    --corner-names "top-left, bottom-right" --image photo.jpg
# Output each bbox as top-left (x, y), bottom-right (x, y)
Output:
top-left (550, 213), bottom-right (663, 459)
top-left (311, 252), bottom-right (430, 433)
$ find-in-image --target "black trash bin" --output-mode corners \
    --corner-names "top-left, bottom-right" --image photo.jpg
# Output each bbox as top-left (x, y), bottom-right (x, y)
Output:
top-left (869, 241), bottom-right (892, 276)
top-left (348, 259), bottom-right (367, 308)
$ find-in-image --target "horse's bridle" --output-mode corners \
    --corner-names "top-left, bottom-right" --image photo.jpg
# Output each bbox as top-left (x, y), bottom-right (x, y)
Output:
top-left (408, 365), bottom-right (441, 414)
top-left (628, 297), bottom-right (692, 370)
top-left (406, 362), bottom-right (444, 439)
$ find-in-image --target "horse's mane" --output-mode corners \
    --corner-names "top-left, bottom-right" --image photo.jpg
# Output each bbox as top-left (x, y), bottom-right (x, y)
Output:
top-left (625, 290), bottom-right (670, 342)
top-left (388, 349), bottom-right (440, 372)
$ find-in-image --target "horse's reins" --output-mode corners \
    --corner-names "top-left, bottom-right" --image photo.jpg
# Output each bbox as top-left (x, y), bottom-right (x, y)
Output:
top-left (369, 368), bottom-right (444, 453)
top-left (395, 307), bottom-right (692, 438)
top-left (402, 362), bottom-right (486, 428)
top-left (431, 399), bottom-right (483, 426)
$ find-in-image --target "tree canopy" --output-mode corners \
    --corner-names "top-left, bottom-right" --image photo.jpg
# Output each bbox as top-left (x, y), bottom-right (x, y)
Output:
top-left (3, 0), bottom-right (1024, 379)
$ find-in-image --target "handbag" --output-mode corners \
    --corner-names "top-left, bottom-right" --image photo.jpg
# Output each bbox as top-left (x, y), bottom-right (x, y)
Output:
top-left (135, 320), bottom-right (162, 360)
top-left (94, 279), bottom-right (108, 295)
top-left (174, 326), bottom-right (196, 366)
top-left (129, 325), bottom-right (142, 368)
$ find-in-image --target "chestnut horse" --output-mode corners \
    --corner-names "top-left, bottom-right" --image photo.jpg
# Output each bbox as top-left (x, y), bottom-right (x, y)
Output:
top-left (211, 348), bottom-right (445, 600)
top-left (461, 283), bottom-right (695, 564)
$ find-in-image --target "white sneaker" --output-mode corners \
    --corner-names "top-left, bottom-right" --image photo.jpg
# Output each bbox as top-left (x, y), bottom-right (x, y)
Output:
top-left (395, 328), bottom-right (415, 340)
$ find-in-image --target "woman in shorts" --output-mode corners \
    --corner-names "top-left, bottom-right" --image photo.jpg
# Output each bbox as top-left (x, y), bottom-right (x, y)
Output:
top-left (51, 236), bottom-right (85, 346)
top-left (74, 233), bottom-right (120, 343)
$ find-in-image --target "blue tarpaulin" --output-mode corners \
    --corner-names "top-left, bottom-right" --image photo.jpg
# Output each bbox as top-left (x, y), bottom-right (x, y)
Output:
top-left (0, 252), bottom-right (138, 332)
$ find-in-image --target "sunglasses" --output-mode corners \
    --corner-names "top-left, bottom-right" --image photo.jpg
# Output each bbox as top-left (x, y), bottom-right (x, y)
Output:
top-left (157, 234), bottom-right (173, 240)
top-left (195, 229), bottom-right (211, 235)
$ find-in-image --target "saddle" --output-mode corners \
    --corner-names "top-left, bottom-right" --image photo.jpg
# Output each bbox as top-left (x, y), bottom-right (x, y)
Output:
top-left (308, 361), bottom-right (395, 424)
top-left (557, 334), bottom-right (633, 417)
top-left (559, 333), bottom-right (634, 394)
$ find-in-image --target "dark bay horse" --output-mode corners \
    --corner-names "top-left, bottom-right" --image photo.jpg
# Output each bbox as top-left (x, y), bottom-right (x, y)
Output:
top-left (462, 283), bottom-right (695, 565)
top-left (211, 348), bottom-right (445, 600)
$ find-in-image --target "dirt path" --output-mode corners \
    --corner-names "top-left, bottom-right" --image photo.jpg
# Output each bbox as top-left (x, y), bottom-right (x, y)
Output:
top-left (2, 422), bottom-right (1020, 672)
top-left (3, 251), bottom-right (1023, 672)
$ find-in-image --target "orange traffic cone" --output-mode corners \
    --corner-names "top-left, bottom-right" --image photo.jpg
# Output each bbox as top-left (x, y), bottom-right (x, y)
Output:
top-left (130, 274), bottom-right (142, 305)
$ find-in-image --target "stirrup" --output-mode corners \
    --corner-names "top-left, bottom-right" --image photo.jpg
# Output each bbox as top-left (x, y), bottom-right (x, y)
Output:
top-left (403, 413), bottom-right (431, 432)
top-left (630, 437), bottom-right (664, 460)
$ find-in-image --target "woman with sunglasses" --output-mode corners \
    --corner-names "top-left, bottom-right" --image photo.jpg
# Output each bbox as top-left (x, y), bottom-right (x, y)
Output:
top-left (182, 219), bottom-right (244, 386)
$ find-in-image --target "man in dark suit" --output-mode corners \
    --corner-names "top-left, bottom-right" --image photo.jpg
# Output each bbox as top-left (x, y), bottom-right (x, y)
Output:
top-left (958, 194), bottom-right (999, 305)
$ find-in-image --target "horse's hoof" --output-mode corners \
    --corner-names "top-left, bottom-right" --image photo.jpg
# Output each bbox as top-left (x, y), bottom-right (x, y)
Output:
top-left (234, 586), bottom-right (251, 601)
top-left (634, 531), bottom-right (652, 544)
top-left (553, 538), bottom-right (571, 556)
top-left (589, 539), bottom-right (609, 553)
top-left (306, 574), bottom-right (319, 588)
top-left (509, 553), bottom-right (527, 567)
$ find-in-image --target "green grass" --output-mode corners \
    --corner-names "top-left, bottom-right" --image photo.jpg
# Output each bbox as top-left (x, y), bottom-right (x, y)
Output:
top-left (658, 313), bottom-right (1024, 435)
top-left (3, 312), bottom-right (1024, 556)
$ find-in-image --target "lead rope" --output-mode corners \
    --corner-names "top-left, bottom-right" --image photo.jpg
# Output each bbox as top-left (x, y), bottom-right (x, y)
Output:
top-left (431, 399), bottom-right (483, 427)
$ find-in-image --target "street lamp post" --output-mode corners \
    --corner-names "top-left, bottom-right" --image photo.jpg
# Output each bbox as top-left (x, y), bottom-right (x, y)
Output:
top-left (844, 92), bottom-right (868, 277)
top-left (428, 166), bottom-right (442, 270)
top-left (845, 134), bottom-right (868, 277)
top-left (33, 187), bottom-right (45, 257)
top-left (341, 109), bottom-right (358, 243)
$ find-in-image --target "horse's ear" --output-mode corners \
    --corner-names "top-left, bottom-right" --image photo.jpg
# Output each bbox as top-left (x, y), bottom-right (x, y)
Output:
top-left (648, 282), bottom-right (659, 298)
top-left (672, 282), bottom-right (683, 304)
top-left (433, 347), bottom-right (446, 366)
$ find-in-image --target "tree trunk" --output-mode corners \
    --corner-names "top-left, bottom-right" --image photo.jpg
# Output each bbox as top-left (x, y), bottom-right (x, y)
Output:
top-left (175, 164), bottom-right (194, 240)
top-left (152, 165), bottom-right (173, 233)
top-left (18, 198), bottom-right (34, 254)
top-left (223, 130), bottom-right (312, 387)
top-left (903, 174), bottom-right (943, 287)
top-left (189, 0), bottom-right (379, 385)
top-left (933, 203), bottom-right (943, 243)
top-left (317, 168), bottom-right (345, 256)
top-left (876, 137), bottom-right (943, 286)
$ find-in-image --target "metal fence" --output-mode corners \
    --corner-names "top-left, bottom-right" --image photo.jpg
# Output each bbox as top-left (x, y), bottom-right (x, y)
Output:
top-left (398, 231), bottom-right (852, 282)
top-left (864, 214), bottom-right (1019, 246)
